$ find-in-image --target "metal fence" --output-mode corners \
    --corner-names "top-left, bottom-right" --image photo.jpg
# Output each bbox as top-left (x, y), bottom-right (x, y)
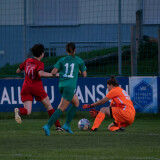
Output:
top-left (0, 0), bottom-right (160, 77)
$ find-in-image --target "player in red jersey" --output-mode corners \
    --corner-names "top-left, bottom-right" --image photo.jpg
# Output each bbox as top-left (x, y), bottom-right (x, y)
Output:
top-left (83, 76), bottom-right (136, 132)
top-left (14, 44), bottom-right (63, 131)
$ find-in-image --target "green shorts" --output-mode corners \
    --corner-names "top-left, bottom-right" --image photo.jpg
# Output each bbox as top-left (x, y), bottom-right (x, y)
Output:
top-left (59, 87), bottom-right (75, 102)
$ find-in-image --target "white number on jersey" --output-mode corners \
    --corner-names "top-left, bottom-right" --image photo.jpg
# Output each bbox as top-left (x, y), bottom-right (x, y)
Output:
top-left (26, 66), bottom-right (35, 79)
top-left (63, 63), bottom-right (75, 78)
top-left (122, 90), bottom-right (130, 100)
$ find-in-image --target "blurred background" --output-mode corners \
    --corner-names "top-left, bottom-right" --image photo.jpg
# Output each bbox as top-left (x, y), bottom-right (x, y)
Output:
top-left (0, 0), bottom-right (159, 77)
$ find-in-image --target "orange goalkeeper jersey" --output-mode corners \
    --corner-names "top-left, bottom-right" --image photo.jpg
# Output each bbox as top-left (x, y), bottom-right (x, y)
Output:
top-left (106, 87), bottom-right (134, 110)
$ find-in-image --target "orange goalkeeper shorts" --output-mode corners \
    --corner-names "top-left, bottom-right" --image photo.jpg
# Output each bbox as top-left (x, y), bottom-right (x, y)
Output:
top-left (111, 106), bottom-right (136, 128)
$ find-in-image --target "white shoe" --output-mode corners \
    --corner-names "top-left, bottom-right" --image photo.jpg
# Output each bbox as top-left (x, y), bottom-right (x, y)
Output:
top-left (56, 126), bottom-right (64, 132)
top-left (14, 108), bottom-right (22, 124)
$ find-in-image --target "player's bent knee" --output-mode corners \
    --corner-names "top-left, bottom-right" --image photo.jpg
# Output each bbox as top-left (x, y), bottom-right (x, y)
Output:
top-left (27, 111), bottom-right (31, 115)
top-left (100, 107), bottom-right (107, 113)
top-left (46, 105), bottom-right (53, 110)
top-left (72, 101), bottom-right (79, 107)
top-left (75, 101), bottom-right (79, 107)
top-left (100, 107), bottom-right (110, 116)
top-left (75, 105), bottom-right (79, 108)
top-left (59, 107), bottom-right (65, 112)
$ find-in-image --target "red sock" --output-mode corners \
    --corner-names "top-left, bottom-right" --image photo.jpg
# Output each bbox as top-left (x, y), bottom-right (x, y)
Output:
top-left (48, 109), bottom-right (61, 127)
top-left (19, 107), bottom-right (28, 115)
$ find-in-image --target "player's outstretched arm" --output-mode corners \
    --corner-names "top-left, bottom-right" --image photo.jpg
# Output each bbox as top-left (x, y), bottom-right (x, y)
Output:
top-left (82, 97), bottom-right (110, 109)
top-left (82, 71), bottom-right (87, 77)
top-left (51, 68), bottom-right (59, 77)
top-left (38, 70), bottom-right (53, 77)
top-left (82, 104), bottom-right (94, 109)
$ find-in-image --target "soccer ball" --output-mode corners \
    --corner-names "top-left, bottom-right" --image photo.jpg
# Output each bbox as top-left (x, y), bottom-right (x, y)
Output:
top-left (78, 119), bottom-right (90, 131)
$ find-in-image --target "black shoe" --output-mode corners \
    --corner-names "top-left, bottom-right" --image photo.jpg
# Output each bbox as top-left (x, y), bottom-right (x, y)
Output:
top-left (115, 127), bottom-right (125, 132)
top-left (56, 127), bottom-right (64, 131)
top-left (90, 128), bottom-right (98, 132)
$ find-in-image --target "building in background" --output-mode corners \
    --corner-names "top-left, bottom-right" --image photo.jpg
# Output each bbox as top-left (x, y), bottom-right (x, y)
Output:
top-left (0, 0), bottom-right (159, 68)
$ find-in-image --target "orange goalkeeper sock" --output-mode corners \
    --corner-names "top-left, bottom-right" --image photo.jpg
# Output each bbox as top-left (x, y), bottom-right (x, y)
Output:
top-left (109, 126), bottom-right (120, 131)
top-left (91, 112), bottom-right (105, 130)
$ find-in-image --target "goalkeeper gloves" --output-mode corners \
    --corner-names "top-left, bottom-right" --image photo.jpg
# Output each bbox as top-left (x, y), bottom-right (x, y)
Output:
top-left (89, 109), bottom-right (99, 118)
top-left (82, 104), bottom-right (94, 109)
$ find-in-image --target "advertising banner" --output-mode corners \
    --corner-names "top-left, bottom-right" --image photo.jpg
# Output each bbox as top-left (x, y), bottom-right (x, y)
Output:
top-left (0, 77), bottom-right (129, 112)
top-left (129, 77), bottom-right (158, 113)
top-left (157, 77), bottom-right (160, 113)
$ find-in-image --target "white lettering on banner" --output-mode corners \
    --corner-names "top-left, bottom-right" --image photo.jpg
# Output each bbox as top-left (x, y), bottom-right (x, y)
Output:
top-left (33, 98), bottom-right (36, 104)
top-left (85, 85), bottom-right (95, 103)
top-left (104, 85), bottom-right (128, 96)
top-left (76, 86), bottom-right (84, 103)
top-left (126, 85), bottom-right (129, 94)
top-left (96, 84), bottom-right (105, 101)
top-left (77, 85), bottom-right (129, 103)
top-left (0, 84), bottom-right (129, 105)
top-left (18, 87), bottom-right (23, 104)
top-left (33, 86), bottom-right (55, 104)
top-left (44, 86), bottom-right (47, 93)
top-left (49, 86), bottom-right (54, 103)
top-left (1, 87), bottom-right (11, 104)
top-left (119, 85), bottom-right (129, 94)
top-left (106, 88), bottom-right (109, 95)
top-left (0, 86), bottom-right (55, 105)
top-left (11, 87), bottom-right (17, 104)
top-left (44, 86), bottom-right (54, 103)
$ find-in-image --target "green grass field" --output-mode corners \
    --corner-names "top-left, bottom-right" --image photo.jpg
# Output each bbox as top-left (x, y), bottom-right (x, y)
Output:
top-left (0, 112), bottom-right (160, 160)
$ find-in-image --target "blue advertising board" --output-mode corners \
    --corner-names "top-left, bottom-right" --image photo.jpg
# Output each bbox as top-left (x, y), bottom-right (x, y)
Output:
top-left (129, 77), bottom-right (158, 113)
top-left (157, 77), bottom-right (160, 113)
top-left (0, 77), bottom-right (129, 112)
top-left (77, 77), bottom-right (129, 111)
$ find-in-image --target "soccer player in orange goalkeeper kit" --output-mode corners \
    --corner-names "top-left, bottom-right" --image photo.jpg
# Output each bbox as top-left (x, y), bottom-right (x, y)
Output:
top-left (82, 76), bottom-right (136, 132)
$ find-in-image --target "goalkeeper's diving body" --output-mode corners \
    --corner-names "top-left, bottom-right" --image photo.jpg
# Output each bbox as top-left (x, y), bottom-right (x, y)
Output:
top-left (83, 76), bottom-right (136, 132)
top-left (43, 42), bottom-right (87, 136)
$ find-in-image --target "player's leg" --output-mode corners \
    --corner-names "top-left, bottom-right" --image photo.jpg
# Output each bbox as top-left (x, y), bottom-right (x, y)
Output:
top-left (15, 84), bottom-right (34, 123)
top-left (43, 97), bottom-right (70, 136)
top-left (23, 101), bottom-right (32, 115)
top-left (62, 94), bottom-right (79, 134)
top-left (66, 94), bottom-right (79, 125)
top-left (91, 107), bottom-right (111, 131)
top-left (14, 101), bottom-right (32, 124)
top-left (112, 109), bottom-right (135, 132)
top-left (108, 107), bottom-right (126, 132)
top-left (108, 122), bottom-right (122, 131)
top-left (41, 96), bottom-right (63, 130)
top-left (60, 87), bottom-right (77, 134)
top-left (18, 83), bottom-right (33, 115)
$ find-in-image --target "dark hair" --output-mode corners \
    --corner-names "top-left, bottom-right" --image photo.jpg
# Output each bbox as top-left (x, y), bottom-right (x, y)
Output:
top-left (107, 76), bottom-right (119, 86)
top-left (66, 42), bottom-right (76, 55)
top-left (31, 44), bottom-right (44, 57)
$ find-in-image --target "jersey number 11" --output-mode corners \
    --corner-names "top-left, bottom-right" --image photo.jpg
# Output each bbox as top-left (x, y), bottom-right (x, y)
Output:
top-left (63, 63), bottom-right (75, 78)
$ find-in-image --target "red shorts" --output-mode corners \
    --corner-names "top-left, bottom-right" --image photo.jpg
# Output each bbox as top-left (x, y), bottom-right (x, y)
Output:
top-left (21, 82), bottom-right (47, 102)
top-left (111, 106), bottom-right (135, 128)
